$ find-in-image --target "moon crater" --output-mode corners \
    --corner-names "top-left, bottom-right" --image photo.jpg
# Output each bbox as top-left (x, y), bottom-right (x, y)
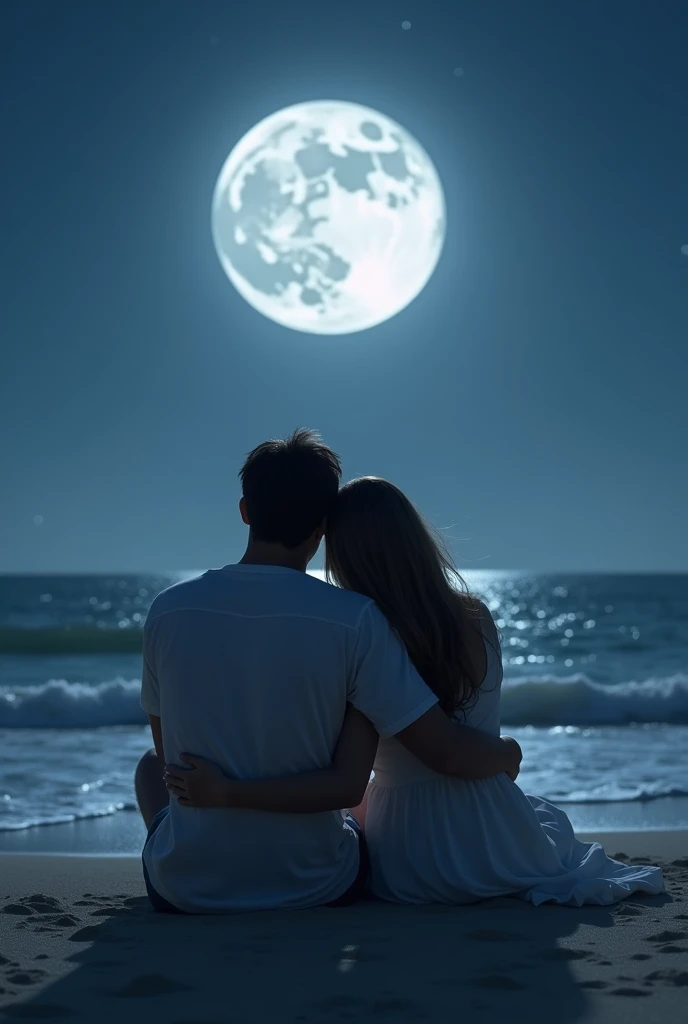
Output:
top-left (211, 100), bottom-right (445, 334)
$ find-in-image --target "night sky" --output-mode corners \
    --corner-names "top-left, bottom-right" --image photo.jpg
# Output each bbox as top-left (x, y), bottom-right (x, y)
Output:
top-left (2, 0), bottom-right (687, 573)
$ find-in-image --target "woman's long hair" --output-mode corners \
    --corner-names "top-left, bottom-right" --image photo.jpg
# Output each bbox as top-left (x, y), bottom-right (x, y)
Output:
top-left (325, 477), bottom-right (484, 714)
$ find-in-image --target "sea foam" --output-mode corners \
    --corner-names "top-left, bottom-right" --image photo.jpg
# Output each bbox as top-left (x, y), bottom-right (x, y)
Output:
top-left (2, 673), bottom-right (688, 729)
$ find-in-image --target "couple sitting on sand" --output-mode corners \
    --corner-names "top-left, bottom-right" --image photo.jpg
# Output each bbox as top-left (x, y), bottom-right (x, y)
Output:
top-left (135, 429), bottom-right (663, 913)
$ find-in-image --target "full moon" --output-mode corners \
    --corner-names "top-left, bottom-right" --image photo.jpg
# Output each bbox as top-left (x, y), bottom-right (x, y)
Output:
top-left (211, 101), bottom-right (445, 335)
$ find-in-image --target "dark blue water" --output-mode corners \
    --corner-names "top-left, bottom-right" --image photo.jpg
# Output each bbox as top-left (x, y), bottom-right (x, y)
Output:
top-left (1, 571), bottom-right (687, 831)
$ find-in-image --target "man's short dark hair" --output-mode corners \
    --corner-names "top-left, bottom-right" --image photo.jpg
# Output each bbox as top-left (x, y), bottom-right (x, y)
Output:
top-left (239, 429), bottom-right (342, 548)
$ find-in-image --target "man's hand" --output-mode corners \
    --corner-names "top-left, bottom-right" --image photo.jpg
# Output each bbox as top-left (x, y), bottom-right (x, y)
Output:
top-left (500, 736), bottom-right (522, 781)
top-left (164, 754), bottom-right (231, 807)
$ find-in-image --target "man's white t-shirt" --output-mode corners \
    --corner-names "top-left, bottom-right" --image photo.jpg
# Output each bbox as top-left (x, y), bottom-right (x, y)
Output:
top-left (140, 564), bottom-right (438, 912)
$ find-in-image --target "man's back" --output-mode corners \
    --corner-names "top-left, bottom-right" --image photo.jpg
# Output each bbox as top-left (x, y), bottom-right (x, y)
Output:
top-left (141, 564), bottom-right (436, 912)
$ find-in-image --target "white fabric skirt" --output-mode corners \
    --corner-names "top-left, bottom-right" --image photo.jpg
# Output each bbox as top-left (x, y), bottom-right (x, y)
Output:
top-left (364, 773), bottom-right (664, 906)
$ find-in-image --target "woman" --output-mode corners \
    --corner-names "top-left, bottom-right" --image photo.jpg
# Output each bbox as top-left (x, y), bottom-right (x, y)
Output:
top-left (164, 478), bottom-right (663, 906)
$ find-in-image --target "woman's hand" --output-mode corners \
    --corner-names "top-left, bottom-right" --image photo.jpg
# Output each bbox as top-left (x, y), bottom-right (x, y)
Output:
top-left (500, 736), bottom-right (523, 781)
top-left (163, 754), bottom-right (231, 808)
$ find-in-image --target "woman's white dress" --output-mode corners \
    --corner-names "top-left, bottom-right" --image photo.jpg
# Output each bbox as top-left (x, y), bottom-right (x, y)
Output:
top-left (364, 614), bottom-right (664, 906)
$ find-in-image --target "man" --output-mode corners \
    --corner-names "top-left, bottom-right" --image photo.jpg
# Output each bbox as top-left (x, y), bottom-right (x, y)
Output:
top-left (135, 429), bottom-right (520, 913)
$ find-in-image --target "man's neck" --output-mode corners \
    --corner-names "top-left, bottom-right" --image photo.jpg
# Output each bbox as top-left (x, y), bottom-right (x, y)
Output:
top-left (239, 542), bottom-right (309, 573)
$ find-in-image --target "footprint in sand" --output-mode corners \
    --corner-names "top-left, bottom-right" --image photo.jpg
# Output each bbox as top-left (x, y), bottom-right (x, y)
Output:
top-left (1, 895), bottom-right (78, 935)
top-left (5, 968), bottom-right (48, 987)
top-left (630, 953), bottom-right (652, 960)
top-left (68, 924), bottom-right (119, 943)
top-left (75, 895), bottom-right (122, 907)
top-left (24, 896), bottom-right (62, 912)
top-left (645, 930), bottom-right (686, 944)
top-left (579, 980), bottom-right (609, 990)
top-left (645, 969), bottom-right (688, 987)
top-left (610, 987), bottom-right (652, 997)
top-left (112, 974), bottom-right (194, 998)
top-left (30, 914), bottom-right (80, 930)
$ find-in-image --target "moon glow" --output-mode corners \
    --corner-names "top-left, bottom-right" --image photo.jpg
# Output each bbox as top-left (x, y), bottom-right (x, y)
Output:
top-left (211, 100), bottom-right (445, 335)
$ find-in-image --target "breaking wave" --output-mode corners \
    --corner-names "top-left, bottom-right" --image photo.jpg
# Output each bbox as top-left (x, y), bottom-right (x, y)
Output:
top-left (500, 673), bottom-right (688, 726)
top-left (2, 673), bottom-right (688, 729)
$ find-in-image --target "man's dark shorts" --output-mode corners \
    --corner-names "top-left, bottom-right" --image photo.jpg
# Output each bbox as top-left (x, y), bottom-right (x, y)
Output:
top-left (142, 807), bottom-right (369, 913)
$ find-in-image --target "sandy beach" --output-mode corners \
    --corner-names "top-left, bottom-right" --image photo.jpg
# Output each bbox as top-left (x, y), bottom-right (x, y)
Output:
top-left (1, 832), bottom-right (686, 1023)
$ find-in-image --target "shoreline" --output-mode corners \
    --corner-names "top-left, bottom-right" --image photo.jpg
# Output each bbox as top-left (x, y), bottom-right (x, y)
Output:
top-left (3, 796), bottom-right (688, 857)
top-left (1, 830), bottom-right (686, 861)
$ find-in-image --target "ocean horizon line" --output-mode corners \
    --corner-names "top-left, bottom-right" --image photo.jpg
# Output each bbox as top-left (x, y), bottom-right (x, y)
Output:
top-left (2, 568), bottom-right (688, 578)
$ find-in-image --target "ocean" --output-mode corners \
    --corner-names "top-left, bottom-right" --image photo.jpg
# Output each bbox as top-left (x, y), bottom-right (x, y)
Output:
top-left (1, 571), bottom-right (687, 838)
